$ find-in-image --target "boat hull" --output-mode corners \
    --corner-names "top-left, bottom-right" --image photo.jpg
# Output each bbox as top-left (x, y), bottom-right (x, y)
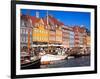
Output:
top-left (21, 59), bottom-right (41, 69)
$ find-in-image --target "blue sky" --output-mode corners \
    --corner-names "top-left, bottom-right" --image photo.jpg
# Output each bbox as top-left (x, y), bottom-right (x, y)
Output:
top-left (21, 9), bottom-right (90, 30)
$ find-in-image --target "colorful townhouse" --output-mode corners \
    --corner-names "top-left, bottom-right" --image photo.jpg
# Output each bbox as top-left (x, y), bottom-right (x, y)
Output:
top-left (69, 27), bottom-right (74, 48)
top-left (30, 15), bottom-right (49, 44)
top-left (79, 27), bottom-right (87, 48)
top-left (43, 15), bottom-right (56, 44)
top-left (62, 26), bottom-right (70, 48)
top-left (73, 26), bottom-right (88, 48)
top-left (48, 15), bottom-right (63, 44)
top-left (86, 33), bottom-right (91, 48)
top-left (73, 26), bottom-right (80, 47)
top-left (43, 15), bottom-right (63, 45)
top-left (20, 14), bottom-right (33, 51)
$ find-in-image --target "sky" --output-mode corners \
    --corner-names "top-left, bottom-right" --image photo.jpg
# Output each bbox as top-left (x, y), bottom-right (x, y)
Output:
top-left (21, 9), bottom-right (90, 31)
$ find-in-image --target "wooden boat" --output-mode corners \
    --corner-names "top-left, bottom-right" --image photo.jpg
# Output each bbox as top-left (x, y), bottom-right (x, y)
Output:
top-left (21, 58), bottom-right (41, 69)
top-left (21, 51), bottom-right (41, 69)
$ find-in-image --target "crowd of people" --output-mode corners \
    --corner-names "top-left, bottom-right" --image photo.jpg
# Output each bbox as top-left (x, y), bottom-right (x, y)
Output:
top-left (21, 46), bottom-right (91, 60)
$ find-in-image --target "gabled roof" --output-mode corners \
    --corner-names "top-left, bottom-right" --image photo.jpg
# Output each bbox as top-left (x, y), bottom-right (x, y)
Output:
top-left (30, 16), bottom-right (40, 25)
top-left (42, 18), bottom-right (49, 29)
top-left (21, 14), bottom-right (64, 29)
top-left (42, 18), bottom-right (47, 25)
top-left (43, 15), bottom-right (64, 26)
top-left (21, 14), bottom-right (41, 26)
top-left (48, 15), bottom-right (64, 26)
top-left (42, 15), bottom-right (64, 30)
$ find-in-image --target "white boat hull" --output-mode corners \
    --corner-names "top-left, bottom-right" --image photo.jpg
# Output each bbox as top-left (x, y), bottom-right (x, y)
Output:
top-left (41, 54), bottom-right (68, 65)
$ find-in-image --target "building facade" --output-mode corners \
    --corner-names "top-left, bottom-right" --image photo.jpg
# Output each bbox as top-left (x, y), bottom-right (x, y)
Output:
top-left (69, 27), bottom-right (74, 48)
top-left (73, 26), bottom-right (88, 48)
top-left (62, 26), bottom-right (70, 48)
top-left (56, 25), bottom-right (62, 44)
top-left (43, 15), bottom-right (56, 43)
top-left (20, 15), bottom-right (33, 50)
top-left (79, 27), bottom-right (87, 48)
top-left (30, 16), bottom-right (48, 43)
top-left (86, 34), bottom-right (91, 47)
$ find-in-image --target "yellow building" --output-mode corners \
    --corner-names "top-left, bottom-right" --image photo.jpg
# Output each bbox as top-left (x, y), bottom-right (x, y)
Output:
top-left (56, 28), bottom-right (62, 43)
top-left (31, 17), bottom-right (48, 43)
top-left (86, 35), bottom-right (91, 47)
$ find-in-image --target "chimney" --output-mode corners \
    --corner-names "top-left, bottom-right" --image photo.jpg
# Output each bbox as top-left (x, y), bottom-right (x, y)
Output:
top-left (36, 11), bottom-right (39, 18)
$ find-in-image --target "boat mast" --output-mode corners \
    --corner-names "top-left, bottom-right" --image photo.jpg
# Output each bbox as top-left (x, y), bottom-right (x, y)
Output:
top-left (27, 10), bottom-right (31, 60)
top-left (47, 11), bottom-right (49, 54)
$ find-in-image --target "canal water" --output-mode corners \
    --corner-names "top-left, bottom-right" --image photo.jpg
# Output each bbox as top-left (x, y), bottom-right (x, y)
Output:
top-left (41, 56), bottom-right (90, 68)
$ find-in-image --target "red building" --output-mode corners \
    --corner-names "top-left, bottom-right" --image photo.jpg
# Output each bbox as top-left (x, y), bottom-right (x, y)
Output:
top-left (73, 26), bottom-right (80, 47)
top-left (73, 26), bottom-right (87, 48)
